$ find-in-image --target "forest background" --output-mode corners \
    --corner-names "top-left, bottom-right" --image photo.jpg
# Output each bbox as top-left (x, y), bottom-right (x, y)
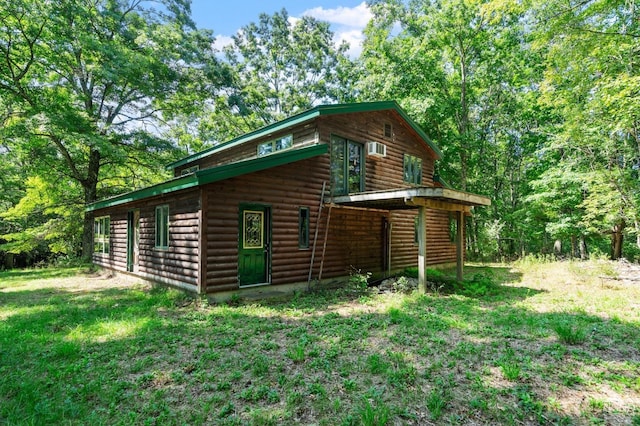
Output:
top-left (0, 0), bottom-right (638, 267)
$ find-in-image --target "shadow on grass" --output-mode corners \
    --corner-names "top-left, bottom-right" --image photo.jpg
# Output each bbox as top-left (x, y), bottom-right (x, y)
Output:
top-left (1, 268), bottom-right (638, 425)
top-left (396, 264), bottom-right (541, 303)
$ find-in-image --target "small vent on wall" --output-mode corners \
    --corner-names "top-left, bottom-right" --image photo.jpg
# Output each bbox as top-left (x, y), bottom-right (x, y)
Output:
top-left (367, 141), bottom-right (387, 157)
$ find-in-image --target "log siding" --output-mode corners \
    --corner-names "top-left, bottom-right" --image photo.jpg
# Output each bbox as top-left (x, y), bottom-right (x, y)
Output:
top-left (92, 189), bottom-right (201, 290)
top-left (92, 105), bottom-right (475, 295)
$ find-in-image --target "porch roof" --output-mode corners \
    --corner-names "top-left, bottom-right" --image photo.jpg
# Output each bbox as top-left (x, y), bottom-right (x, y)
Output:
top-left (331, 187), bottom-right (491, 212)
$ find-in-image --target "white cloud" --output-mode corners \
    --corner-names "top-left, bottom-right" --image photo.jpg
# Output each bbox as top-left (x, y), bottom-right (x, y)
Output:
top-left (302, 2), bottom-right (372, 58)
top-left (213, 34), bottom-right (234, 52)
top-left (288, 16), bottom-right (300, 27)
top-left (302, 2), bottom-right (372, 29)
top-left (337, 29), bottom-right (367, 57)
top-left (214, 3), bottom-right (373, 58)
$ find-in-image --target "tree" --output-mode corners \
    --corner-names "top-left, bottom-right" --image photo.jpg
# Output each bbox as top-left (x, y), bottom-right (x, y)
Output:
top-left (359, 0), bottom-right (547, 258)
top-left (533, 0), bottom-right (640, 259)
top-left (210, 9), bottom-right (353, 138)
top-left (0, 0), bottom-right (227, 259)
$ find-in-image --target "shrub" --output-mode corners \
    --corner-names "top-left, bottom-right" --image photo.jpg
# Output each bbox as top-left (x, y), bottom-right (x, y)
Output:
top-left (348, 268), bottom-right (371, 292)
top-left (392, 276), bottom-right (414, 294)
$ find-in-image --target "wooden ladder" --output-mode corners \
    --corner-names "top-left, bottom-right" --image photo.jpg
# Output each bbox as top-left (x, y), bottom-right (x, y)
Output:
top-left (307, 182), bottom-right (326, 290)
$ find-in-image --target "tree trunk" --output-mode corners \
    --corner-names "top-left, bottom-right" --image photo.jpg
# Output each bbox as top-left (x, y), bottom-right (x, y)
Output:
top-left (553, 239), bottom-right (562, 258)
top-left (81, 148), bottom-right (101, 260)
top-left (570, 235), bottom-right (577, 259)
top-left (579, 236), bottom-right (588, 260)
top-left (611, 220), bottom-right (625, 260)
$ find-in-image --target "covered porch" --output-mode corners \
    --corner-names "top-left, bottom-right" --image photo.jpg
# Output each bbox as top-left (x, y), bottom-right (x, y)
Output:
top-left (331, 187), bottom-right (491, 292)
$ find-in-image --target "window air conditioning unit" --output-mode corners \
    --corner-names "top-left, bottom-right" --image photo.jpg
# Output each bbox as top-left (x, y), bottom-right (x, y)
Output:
top-left (367, 141), bottom-right (387, 157)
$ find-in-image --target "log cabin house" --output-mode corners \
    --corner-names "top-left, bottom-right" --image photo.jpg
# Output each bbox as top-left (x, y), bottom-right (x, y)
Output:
top-left (87, 101), bottom-right (490, 297)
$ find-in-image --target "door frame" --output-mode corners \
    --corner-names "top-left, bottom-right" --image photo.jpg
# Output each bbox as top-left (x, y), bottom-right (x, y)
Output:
top-left (238, 203), bottom-right (272, 287)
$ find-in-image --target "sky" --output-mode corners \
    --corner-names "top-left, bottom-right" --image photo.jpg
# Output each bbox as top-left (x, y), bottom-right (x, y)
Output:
top-left (189, 0), bottom-right (373, 56)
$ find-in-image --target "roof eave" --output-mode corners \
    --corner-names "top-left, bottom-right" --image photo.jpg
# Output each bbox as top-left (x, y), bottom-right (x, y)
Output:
top-left (166, 100), bottom-right (442, 170)
top-left (87, 144), bottom-right (329, 212)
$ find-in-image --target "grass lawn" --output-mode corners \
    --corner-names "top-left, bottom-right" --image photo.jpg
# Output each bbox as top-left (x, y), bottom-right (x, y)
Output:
top-left (1, 260), bottom-right (639, 425)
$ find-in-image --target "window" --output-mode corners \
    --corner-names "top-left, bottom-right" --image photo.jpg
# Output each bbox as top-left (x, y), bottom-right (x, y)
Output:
top-left (180, 165), bottom-right (199, 176)
top-left (449, 213), bottom-right (457, 243)
top-left (299, 207), bottom-right (310, 249)
top-left (331, 135), bottom-right (364, 195)
top-left (384, 123), bottom-right (392, 138)
top-left (403, 154), bottom-right (423, 185)
top-left (94, 216), bottom-right (110, 254)
top-left (257, 134), bottom-right (293, 157)
top-left (155, 205), bottom-right (169, 248)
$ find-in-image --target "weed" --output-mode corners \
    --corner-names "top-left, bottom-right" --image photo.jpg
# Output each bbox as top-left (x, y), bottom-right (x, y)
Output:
top-left (553, 322), bottom-right (587, 345)
top-left (286, 344), bottom-right (305, 363)
top-left (587, 397), bottom-right (606, 412)
top-left (392, 276), bottom-right (414, 294)
top-left (426, 388), bottom-right (448, 421)
top-left (252, 354), bottom-right (270, 377)
top-left (343, 378), bottom-right (357, 392)
top-left (499, 361), bottom-right (522, 381)
top-left (358, 398), bottom-right (390, 426)
top-left (388, 307), bottom-right (404, 324)
top-left (348, 268), bottom-right (371, 292)
top-left (286, 391), bottom-right (303, 406)
top-left (226, 293), bottom-right (242, 306)
top-left (462, 273), bottom-right (496, 297)
top-left (218, 402), bottom-right (235, 418)
top-left (470, 397), bottom-right (488, 411)
top-left (307, 382), bottom-right (326, 397)
top-left (367, 354), bottom-right (390, 374)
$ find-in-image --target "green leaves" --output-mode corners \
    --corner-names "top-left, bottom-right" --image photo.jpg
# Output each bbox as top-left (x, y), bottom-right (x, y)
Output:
top-left (216, 9), bottom-right (352, 137)
top-left (0, 0), bottom-right (228, 258)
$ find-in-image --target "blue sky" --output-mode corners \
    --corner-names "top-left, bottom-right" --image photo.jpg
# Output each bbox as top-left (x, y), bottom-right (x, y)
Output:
top-left (189, 0), bottom-right (372, 56)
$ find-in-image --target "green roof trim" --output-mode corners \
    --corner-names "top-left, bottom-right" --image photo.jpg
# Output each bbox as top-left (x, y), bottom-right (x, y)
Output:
top-left (86, 174), bottom-right (199, 212)
top-left (167, 101), bottom-right (442, 170)
top-left (87, 144), bottom-right (328, 212)
top-left (196, 143), bottom-right (327, 186)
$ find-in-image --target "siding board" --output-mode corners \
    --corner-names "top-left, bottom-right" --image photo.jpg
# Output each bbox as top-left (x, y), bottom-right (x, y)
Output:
top-left (94, 109), bottom-right (465, 294)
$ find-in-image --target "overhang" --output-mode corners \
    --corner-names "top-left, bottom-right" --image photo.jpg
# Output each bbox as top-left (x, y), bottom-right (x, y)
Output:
top-left (331, 187), bottom-right (491, 212)
top-left (87, 144), bottom-right (328, 212)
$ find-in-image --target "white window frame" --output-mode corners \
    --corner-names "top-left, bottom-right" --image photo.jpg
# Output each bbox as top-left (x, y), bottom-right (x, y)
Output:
top-left (155, 205), bottom-right (170, 249)
top-left (403, 154), bottom-right (423, 185)
top-left (94, 216), bottom-right (110, 255)
top-left (257, 134), bottom-right (293, 157)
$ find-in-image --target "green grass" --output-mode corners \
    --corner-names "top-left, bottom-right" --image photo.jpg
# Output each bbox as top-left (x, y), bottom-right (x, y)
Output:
top-left (1, 261), bottom-right (639, 424)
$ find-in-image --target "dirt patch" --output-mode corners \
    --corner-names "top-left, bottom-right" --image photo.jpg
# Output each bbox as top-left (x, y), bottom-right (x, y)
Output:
top-left (0, 269), bottom-right (148, 295)
top-left (614, 259), bottom-right (640, 285)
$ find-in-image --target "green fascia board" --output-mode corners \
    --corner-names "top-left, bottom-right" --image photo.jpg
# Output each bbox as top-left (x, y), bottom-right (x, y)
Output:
top-left (167, 101), bottom-right (442, 170)
top-left (86, 174), bottom-right (199, 212)
top-left (86, 144), bottom-right (328, 212)
top-left (166, 110), bottom-right (322, 170)
top-left (196, 143), bottom-right (328, 186)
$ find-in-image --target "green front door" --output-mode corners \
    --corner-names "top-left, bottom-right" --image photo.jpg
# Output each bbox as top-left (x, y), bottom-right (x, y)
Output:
top-left (239, 205), bottom-right (270, 286)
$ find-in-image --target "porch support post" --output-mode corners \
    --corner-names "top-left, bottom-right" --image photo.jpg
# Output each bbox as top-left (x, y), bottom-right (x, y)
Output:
top-left (456, 210), bottom-right (464, 282)
top-left (418, 205), bottom-right (427, 293)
